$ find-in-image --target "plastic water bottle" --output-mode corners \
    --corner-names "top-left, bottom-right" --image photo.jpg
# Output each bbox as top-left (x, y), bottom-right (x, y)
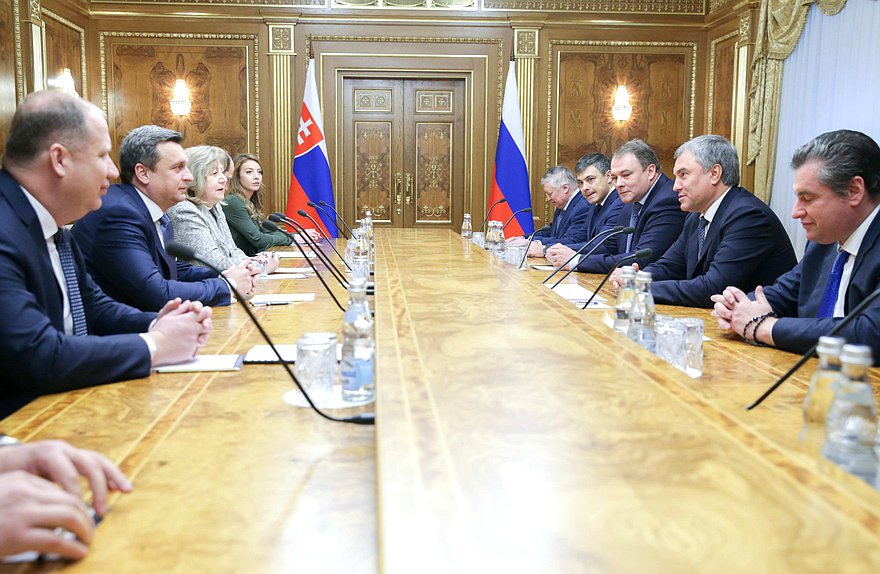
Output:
top-left (461, 213), bottom-right (473, 239)
top-left (627, 271), bottom-right (656, 352)
top-left (613, 266), bottom-right (637, 333)
top-left (340, 278), bottom-right (375, 402)
top-left (799, 336), bottom-right (845, 456)
top-left (822, 344), bottom-right (877, 483)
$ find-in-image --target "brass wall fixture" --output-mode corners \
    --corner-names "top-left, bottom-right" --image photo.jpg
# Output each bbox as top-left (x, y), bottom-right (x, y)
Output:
top-left (394, 172), bottom-right (403, 215)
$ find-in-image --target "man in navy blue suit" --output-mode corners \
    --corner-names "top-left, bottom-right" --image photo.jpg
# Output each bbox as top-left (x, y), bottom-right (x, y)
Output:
top-left (609, 135), bottom-right (796, 308)
top-left (544, 153), bottom-right (624, 267)
top-left (0, 91), bottom-right (212, 415)
top-left (573, 139), bottom-right (686, 273)
top-left (506, 166), bottom-right (591, 258)
top-left (713, 130), bottom-right (880, 355)
top-left (72, 126), bottom-right (258, 312)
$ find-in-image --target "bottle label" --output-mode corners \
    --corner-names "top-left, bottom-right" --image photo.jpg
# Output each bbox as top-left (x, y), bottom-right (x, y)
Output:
top-left (342, 355), bottom-right (374, 391)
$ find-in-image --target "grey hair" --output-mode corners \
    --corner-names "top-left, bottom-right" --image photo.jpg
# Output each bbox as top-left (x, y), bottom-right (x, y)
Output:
top-left (675, 135), bottom-right (740, 186)
top-left (613, 139), bottom-right (661, 172)
top-left (541, 165), bottom-right (578, 191)
top-left (575, 153), bottom-right (611, 176)
top-left (184, 145), bottom-right (232, 206)
top-left (791, 129), bottom-right (880, 198)
top-left (119, 125), bottom-right (183, 185)
top-left (2, 91), bottom-right (97, 168)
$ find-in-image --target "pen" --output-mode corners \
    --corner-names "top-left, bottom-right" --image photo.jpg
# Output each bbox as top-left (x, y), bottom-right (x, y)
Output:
top-left (251, 301), bottom-right (291, 307)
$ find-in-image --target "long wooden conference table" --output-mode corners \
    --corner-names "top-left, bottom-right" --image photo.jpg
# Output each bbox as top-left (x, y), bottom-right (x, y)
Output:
top-left (2, 228), bottom-right (880, 572)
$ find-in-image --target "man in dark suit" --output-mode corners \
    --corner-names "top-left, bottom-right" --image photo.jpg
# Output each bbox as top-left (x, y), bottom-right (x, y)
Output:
top-left (0, 91), bottom-right (212, 415)
top-left (574, 139), bottom-right (687, 273)
top-left (713, 130), bottom-right (880, 355)
top-left (544, 153), bottom-right (624, 267)
top-left (610, 135), bottom-right (796, 308)
top-left (72, 126), bottom-right (257, 312)
top-left (506, 165), bottom-right (592, 258)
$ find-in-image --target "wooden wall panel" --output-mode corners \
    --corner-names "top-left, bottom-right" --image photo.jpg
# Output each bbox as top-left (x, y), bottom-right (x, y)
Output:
top-left (556, 50), bottom-right (691, 176)
top-left (43, 9), bottom-right (85, 97)
top-left (102, 36), bottom-right (257, 161)
top-left (0, 0), bottom-right (18, 159)
top-left (709, 34), bottom-right (737, 140)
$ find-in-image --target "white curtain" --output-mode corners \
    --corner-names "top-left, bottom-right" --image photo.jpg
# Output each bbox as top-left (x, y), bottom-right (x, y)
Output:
top-left (769, 0), bottom-right (880, 258)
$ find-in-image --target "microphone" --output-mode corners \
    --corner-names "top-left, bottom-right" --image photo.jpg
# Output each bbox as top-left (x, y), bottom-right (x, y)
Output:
top-left (581, 248), bottom-right (653, 309)
top-left (268, 215), bottom-right (348, 287)
top-left (502, 208), bottom-right (532, 232)
top-left (317, 201), bottom-right (356, 240)
top-left (477, 198), bottom-right (508, 234)
top-left (519, 224), bottom-right (550, 269)
top-left (262, 220), bottom-right (345, 312)
top-left (272, 211), bottom-right (352, 271)
top-left (165, 241), bottom-right (373, 425)
top-left (746, 286), bottom-right (880, 410)
top-left (543, 225), bottom-right (630, 286)
top-left (308, 201), bottom-right (349, 240)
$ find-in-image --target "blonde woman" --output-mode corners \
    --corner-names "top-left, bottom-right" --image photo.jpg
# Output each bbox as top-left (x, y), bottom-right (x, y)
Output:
top-left (168, 146), bottom-right (278, 273)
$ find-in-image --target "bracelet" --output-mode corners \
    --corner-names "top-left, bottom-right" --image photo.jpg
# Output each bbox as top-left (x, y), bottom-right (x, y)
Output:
top-left (744, 312), bottom-right (777, 346)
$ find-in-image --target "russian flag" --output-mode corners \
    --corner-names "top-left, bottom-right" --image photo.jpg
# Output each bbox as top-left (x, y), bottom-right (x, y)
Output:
top-left (488, 64), bottom-right (533, 237)
top-left (285, 58), bottom-right (337, 237)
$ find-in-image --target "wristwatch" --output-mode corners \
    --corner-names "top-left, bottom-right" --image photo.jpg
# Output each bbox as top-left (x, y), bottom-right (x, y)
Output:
top-left (0, 434), bottom-right (21, 447)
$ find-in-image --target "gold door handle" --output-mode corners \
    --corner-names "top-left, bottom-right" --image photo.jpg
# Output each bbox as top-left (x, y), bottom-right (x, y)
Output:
top-left (405, 173), bottom-right (414, 205)
top-left (394, 173), bottom-right (402, 215)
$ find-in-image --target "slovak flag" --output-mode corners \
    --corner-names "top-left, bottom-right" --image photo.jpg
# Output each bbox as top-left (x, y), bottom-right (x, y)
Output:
top-left (285, 58), bottom-right (337, 237)
top-left (488, 63), bottom-right (534, 237)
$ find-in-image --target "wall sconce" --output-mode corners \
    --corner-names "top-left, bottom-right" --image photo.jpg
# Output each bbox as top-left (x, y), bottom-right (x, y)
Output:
top-left (611, 85), bottom-right (632, 121)
top-left (47, 68), bottom-right (78, 97)
top-left (170, 79), bottom-right (192, 116)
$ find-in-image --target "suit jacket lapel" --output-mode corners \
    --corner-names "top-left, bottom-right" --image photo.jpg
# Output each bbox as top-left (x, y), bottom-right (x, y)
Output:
top-left (120, 184), bottom-right (175, 279)
top-left (693, 186), bottom-right (739, 272)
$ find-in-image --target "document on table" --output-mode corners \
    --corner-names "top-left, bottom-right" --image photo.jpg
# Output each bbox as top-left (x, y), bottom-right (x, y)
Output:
top-left (250, 293), bottom-right (316, 305)
top-left (274, 266), bottom-right (314, 274)
top-left (262, 273), bottom-right (310, 280)
top-left (530, 264), bottom-right (557, 271)
top-left (546, 283), bottom-right (606, 304)
top-left (155, 354), bottom-right (243, 373)
top-left (244, 343), bottom-right (342, 363)
top-left (275, 251), bottom-right (316, 259)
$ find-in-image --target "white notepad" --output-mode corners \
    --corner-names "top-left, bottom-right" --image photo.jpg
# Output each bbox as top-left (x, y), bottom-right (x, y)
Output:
top-left (261, 273), bottom-right (310, 280)
top-left (250, 293), bottom-right (316, 305)
top-left (547, 283), bottom-right (606, 304)
top-left (155, 354), bottom-right (243, 373)
top-left (274, 251), bottom-right (316, 259)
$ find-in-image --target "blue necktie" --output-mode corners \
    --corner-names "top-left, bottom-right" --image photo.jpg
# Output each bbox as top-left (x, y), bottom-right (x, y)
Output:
top-left (54, 230), bottom-right (88, 336)
top-left (817, 249), bottom-right (849, 318)
top-left (626, 202), bottom-right (642, 252)
top-left (159, 214), bottom-right (178, 280)
top-left (697, 216), bottom-right (709, 258)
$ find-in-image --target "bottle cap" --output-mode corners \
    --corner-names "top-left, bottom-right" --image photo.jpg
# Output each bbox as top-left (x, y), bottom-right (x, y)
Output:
top-left (816, 336), bottom-right (846, 357)
top-left (841, 344), bottom-right (873, 366)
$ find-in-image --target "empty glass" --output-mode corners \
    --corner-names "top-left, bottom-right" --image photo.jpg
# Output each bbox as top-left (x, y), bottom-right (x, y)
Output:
top-left (655, 319), bottom-right (687, 371)
top-left (295, 332), bottom-right (338, 402)
top-left (678, 317), bottom-right (704, 377)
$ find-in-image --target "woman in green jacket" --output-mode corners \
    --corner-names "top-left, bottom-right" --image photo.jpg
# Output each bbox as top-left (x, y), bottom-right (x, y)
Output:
top-left (223, 154), bottom-right (292, 256)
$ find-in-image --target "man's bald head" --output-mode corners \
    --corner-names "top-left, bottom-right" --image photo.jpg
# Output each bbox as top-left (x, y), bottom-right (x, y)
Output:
top-left (2, 91), bottom-right (102, 169)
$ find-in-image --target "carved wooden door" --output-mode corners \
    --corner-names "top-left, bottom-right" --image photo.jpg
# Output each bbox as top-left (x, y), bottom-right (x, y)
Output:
top-left (342, 78), bottom-right (465, 229)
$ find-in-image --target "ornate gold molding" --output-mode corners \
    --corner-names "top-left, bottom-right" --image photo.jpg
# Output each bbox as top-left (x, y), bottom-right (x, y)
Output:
top-left (514, 28), bottom-right (538, 58)
top-left (709, 0), bottom-right (736, 12)
top-left (91, 0), bottom-right (323, 6)
top-left (268, 24), bottom-right (295, 55)
top-left (485, 0), bottom-right (703, 13)
top-left (98, 31), bottom-right (260, 155)
top-left (41, 8), bottom-right (87, 97)
top-left (707, 30), bottom-right (737, 133)
top-left (270, 52), bottom-right (293, 219)
top-left (738, 13), bottom-right (752, 44)
top-left (27, 0), bottom-right (40, 22)
top-left (12, 0), bottom-right (24, 102)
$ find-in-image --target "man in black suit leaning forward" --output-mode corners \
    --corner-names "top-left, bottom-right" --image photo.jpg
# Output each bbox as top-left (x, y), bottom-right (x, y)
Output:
top-left (713, 130), bottom-right (880, 356)
top-left (611, 135), bottom-right (796, 307)
top-left (0, 91), bottom-right (212, 416)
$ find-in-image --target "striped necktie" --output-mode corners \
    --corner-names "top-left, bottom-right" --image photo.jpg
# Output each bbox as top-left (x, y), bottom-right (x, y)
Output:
top-left (54, 230), bottom-right (88, 336)
top-left (697, 216), bottom-right (708, 257)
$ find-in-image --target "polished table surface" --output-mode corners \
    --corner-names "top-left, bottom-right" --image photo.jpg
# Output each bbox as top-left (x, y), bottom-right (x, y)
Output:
top-left (3, 228), bottom-right (880, 572)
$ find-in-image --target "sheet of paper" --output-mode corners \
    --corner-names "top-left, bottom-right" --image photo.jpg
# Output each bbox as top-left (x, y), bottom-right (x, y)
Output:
top-left (244, 343), bottom-right (343, 363)
top-left (261, 273), bottom-right (310, 280)
top-left (530, 264), bottom-right (557, 271)
top-left (581, 301), bottom-right (611, 310)
top-left (274, 266), bottom-right (313, 274)
top-left (274, 251), bottom-right (316, 259)
top-left (155, 354), bottom-right (243, 373)
top-left (546, 283), bottom-right (606, 303)
top-left (282, 386), bottom-right (374, 410)
top-left (250, 293), bottom-right (316, 304)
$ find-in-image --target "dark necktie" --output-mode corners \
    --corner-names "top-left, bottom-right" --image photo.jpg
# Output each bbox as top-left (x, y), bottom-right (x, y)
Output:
top-left (817, 249), bottom-right (849, 318)
top-left (159, 214), bottom-right (178, 280)
top-left (697, 216), bottom-right (709, 258)
top-left (54, 230), bottom-right (88, 336)
top-left (626, 202), bottom-right (642, 252)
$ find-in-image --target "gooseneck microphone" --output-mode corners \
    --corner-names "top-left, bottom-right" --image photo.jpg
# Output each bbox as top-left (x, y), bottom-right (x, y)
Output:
top-left (262, 220), bottom-right (345, 312)
top-left (581, 248), bottom-right (653, 309)
top-left (317, 201), bottom-right (356, 239)
top-left (270, 212), bottom-right (351, 273)
top-left (165, 241), bottom-right (373, 425)
top-left (268, 216), bottom-right (348, 288)
top-left (477, 198), bottom-right (508, 234)
top-left (502, 208), bottom-right (532, 232)
top-left (293, 210), bottom-right (351, 270)
top-left (544, 226), bottom-right (631, 287)
top-left (519, 224), bottom-right (550, 269)
top-left (746, 286), bottom-right (880, 410)
top-left (308, 201), bottom-right (350, 240)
